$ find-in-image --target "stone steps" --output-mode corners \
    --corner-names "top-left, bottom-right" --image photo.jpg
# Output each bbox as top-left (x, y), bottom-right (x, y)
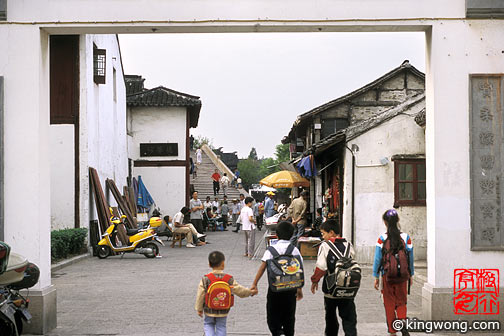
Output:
top-left (191, 149), bottom-right (247, 200)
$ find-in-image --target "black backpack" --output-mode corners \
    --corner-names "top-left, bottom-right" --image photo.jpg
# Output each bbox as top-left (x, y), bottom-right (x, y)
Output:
top-left (266, 244), bottom-right (304, 292)
top-left (324, 241), bottom-right (361, 299)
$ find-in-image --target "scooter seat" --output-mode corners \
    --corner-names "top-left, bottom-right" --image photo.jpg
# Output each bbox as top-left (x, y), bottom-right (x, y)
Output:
top-left (126, 228), bottom-right (140, 236)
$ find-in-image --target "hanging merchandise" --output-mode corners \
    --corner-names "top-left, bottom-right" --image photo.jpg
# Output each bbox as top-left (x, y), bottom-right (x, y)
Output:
top-left (296, 155), bottom-right (318, 178)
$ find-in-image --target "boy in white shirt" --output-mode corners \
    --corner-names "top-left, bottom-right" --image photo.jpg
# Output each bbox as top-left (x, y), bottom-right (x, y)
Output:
top-left (239, 196), bottom-right (256, 258)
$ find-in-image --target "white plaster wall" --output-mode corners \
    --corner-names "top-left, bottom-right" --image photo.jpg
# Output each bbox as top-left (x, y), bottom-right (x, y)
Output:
top-left (133, 167), bottom-right (186, 218)
top-left (129, 106), bottom-right (187, 216)
top-left (82, 35), bottom-right (128, 227)
top-left (129, 106), bottom-right (187, 161)
top-left (8, 0), bottom-right (465, 22)
top-left (0, 26), bottom-right (52, 289)
top-left (50, 125), bottom-right (74, 230)
top-left (342, 100), bottom-right (426, 264)
top-left (426, 21), bottom-right (504, 288)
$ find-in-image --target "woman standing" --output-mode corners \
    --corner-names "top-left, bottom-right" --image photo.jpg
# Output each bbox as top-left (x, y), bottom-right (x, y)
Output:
top-left (196, 147), bottom-right (203, 165)
top-left (373, 209), bottom-right (414, 336)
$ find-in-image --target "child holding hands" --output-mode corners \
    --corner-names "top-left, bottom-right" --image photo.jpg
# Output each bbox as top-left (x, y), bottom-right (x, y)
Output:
top-left (195, 251), bottom-right (258, 336)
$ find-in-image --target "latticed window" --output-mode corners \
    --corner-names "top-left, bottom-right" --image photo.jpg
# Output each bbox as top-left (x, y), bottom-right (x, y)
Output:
top-left (93, 45), bottom-right (106, 84)
top-left (0, 0), bottom-right (7, 21)
top-left (394, 159), bottom-right (426, 206)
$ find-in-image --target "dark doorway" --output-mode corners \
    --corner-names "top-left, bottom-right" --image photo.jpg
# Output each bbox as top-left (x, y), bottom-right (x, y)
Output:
top-left (50, 35), bottom-right (80, 228)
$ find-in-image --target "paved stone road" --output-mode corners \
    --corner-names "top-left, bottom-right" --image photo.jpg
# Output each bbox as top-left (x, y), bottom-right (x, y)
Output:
top-left (47, 230), bottom-right (428, 336)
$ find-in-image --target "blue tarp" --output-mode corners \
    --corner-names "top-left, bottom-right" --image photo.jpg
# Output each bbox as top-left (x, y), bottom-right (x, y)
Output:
top-left (137, 176), bottom-right (154, 212)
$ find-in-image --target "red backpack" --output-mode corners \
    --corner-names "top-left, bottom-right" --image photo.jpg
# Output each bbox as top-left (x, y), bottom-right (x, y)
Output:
top-left (205, 273), bottom-right (234, 310)
top-left (381, 238), bottom-right (410, 284)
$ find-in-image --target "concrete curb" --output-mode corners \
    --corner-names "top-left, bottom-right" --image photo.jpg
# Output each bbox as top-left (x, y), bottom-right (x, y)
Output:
top-left (51, 253), bottom-right (91, 273)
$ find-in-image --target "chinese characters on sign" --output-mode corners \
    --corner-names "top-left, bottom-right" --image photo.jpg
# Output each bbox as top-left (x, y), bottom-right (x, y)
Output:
top-left (454, 269), bottom-right (499, 315)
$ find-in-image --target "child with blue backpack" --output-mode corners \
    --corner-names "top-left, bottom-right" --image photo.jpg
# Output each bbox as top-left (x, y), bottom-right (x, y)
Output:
top-left (251, 221), bottom-right (304, 336)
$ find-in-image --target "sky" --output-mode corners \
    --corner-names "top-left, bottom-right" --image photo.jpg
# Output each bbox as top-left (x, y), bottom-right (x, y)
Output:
top-left (119, 32), bottom-right (425, 158)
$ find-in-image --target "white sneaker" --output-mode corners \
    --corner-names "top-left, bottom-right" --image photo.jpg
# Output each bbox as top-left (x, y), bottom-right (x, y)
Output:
top-left (186, 243), bottom-right (196, 248)
top-left (197, 233), bottom-right (206, 238)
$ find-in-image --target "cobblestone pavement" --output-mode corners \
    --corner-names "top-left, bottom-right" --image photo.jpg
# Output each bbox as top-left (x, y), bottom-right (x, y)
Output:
top-left (46, 229), bottom-right (430, 336)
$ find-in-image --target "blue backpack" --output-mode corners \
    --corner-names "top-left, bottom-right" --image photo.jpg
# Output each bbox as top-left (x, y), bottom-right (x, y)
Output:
top-left (266, 244), bottom-right (304, 292)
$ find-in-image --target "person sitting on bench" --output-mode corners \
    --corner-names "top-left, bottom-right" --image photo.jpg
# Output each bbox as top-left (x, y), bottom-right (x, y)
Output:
top-left (172, 207), bottom-right (206, 248)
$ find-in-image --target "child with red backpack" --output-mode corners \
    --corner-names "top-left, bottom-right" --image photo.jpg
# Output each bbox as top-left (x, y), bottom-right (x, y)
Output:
top-left (373, 209), bottom-right (414, 336)
top-left (195, 251), bottom-right (258, 336)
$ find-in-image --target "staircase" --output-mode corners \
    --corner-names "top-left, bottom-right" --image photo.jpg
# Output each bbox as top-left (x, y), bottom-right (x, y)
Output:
top-left (191, 150), bottom-right (248, 200)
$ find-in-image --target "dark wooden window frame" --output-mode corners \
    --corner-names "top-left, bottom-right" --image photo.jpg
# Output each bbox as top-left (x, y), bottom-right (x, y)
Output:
top-left (93, 44), bottom-right (106, 85)
top-left (0, 0), bottom-right (6, 21)
top-left (394, 159), bottom-right (426, 207)
top-left (140, 143), bottom-right (178, 157)
top-left (50, 35), bottom-right (80, 125)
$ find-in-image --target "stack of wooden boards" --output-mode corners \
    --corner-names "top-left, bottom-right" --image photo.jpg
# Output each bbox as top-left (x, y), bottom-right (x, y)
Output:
top-left (89, 167), bottom-right (138, 248)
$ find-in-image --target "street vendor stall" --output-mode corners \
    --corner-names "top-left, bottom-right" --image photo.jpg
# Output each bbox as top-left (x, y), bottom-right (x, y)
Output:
top-left (251, 170), bottom-right (314, 259)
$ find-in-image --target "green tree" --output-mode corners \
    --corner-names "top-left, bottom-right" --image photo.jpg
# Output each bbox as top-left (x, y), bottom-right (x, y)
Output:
top-left (237, 158), bottom-right (261, 190)
top-left (259, 157), bottom-right (277, 178)
top-left (248, 147), bottom-right (258, 161)
top-left (193, 136), bottom-right (214, 149)
top-left (274, 143), bottom-right (290, 163)
top-left (237, 143), bottom-right (292, 190)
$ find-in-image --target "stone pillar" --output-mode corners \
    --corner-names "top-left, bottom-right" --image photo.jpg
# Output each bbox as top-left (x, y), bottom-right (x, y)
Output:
top-left (422, 22), bottom-right (504, 324)
top-left (1, 27), bottom-right (56, 333)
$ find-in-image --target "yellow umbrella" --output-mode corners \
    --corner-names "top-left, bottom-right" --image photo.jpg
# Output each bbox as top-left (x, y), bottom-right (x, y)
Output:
top-left (260, 170), bottom-right (310, 188)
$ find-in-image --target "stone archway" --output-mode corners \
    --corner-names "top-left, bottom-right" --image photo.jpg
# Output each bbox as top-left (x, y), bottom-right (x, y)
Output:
top-left (1, 1), bottom-right (504, 333)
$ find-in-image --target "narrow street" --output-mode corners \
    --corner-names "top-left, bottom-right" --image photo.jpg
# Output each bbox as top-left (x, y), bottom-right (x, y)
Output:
top-left (48, 230), bottom-right (427, 336)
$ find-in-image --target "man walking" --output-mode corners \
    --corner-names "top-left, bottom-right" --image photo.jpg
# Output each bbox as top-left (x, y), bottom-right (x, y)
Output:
top-left (220, 173), bottom-right (230, 196)
top-left (189, 191), bottom-right (205, 234)
top-left (212, 169), bottom-right (221, 196)
top-left (240, 197), bottom-right (256, 258)
top-left (288, 191), bottom-right (308, 246)
top-left (253, 199), bottom-right (263, 231)
top-left (232, 168), bottom-right (240, 187)
top-left (264, 192), bottom-right (276, 218)
top-left (232, 194), bottom-right (246, 233)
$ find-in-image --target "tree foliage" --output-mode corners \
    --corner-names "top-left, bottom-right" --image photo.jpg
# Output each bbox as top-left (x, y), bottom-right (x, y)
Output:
top-left (274, 143), bottom-right (290, 163)
top-left (248, 147), bottom-right (258, 161)
top-left (237, 158), bottom-right (261, 190)
top-left (238, 143), bottom-right (292, 190)
top-left (193, 135), bottom-right (214, 149)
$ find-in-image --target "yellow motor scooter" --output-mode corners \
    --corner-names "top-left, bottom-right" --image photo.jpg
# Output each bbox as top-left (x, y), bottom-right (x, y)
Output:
top-left (97, 216), bottom-right (165, 259)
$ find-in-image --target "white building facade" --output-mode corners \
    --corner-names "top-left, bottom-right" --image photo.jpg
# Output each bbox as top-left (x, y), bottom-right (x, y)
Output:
top-left (125, 76), bottom-right (201, 218)
top-left (50, 34), bottom-right (128, 232)
top-left (342, 95), bottom-right (426, 263)
top-left (0, 0), bottom-right (503, 332)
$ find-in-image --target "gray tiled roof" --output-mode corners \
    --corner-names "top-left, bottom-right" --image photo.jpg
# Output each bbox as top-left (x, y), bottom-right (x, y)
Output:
top-left (308, 93), bottom-right (426, 155)
top-left (127, 86), bottom-right (201, 108)
top-left (125, 75), bottom-right (202, 128)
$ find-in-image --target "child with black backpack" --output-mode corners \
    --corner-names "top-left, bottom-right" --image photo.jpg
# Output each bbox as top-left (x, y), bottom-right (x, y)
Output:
top-left (251, 221), bottom-right (304, 336)
top-left (373, 209), bottom-right (414, 336)
top-left (310, 219), bottom-right (359, 335)
top-left (195, 251), bottom-right (257, 336)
